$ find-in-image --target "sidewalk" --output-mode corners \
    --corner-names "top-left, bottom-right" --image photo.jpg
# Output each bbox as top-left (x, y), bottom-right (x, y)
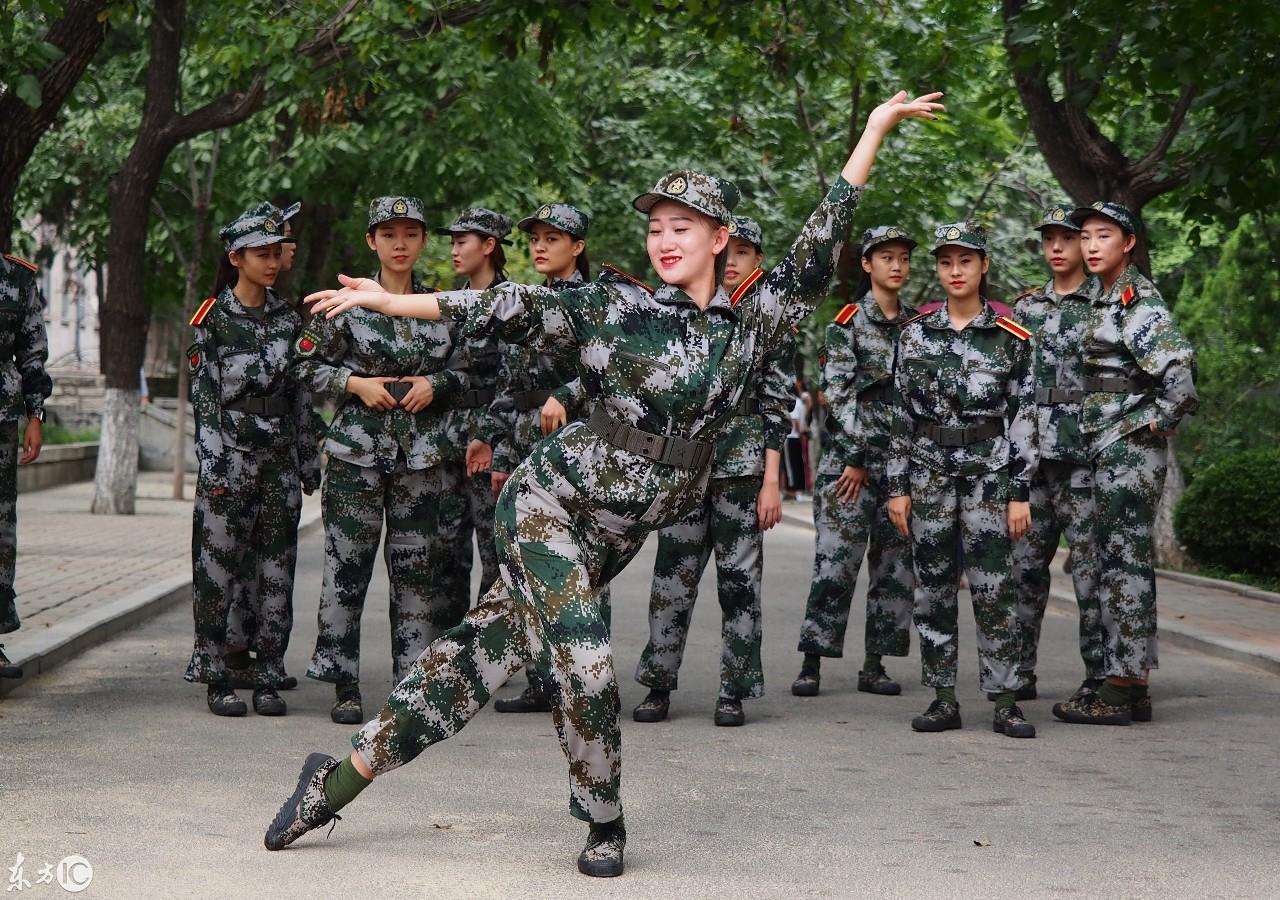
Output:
top-left (780, 501), bottom-right (1280, 677)
top-left (1, 472), bottom-right (321, 695)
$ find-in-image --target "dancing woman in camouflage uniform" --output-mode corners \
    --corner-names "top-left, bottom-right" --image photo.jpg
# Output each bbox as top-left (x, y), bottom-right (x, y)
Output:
top-left (185, 207), bottom-right (321, 717)
top-left (1052, 202), bottom-right (1197, 726)
top-left (294, 197), bottom-right (469, 726)
top-left (792, 225), bottom-right (917, 699)
top-left (264, 92), bottom-right (944, 878)
top-left (886, 222), bottom-right (1040, 739)
top-left (632, 215), bottom-right (793, 728)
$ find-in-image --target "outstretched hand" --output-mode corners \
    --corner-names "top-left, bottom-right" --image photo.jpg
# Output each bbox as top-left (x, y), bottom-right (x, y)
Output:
top-left (305, 273), bottom-right (391, 318)
top-left (866, 91), bottom-right (945, 134)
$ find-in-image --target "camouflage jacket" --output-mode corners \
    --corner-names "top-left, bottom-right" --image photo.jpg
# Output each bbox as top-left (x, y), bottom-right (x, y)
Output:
top-left (435, 177), bottom-right (861, 533)
top-left (1013, 276), bottom-right (1096, 465)
top-left (291, 275), bottom-right (467, 472)
top-left (888, 300), bottom-right (1038, 500)
top-left (188, 287), bottom-right (321, 490)
top-left (0, 255), bottom-right (52, 425)
top-left (457, 275), bottom-right (507, 453)
top-left (709, 270), bottom-right (793, 479)
top-left (1081, 265), bottom-right (1198, 454)
top-left (818, 292), bottom-right (917, 475)
top-left (492, 270), bottom-right (588, 474)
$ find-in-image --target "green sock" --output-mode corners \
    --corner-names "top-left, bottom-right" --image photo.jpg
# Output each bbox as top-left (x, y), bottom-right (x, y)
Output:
top-left (1131, 684), bottom-right (1149, 703)
top-left (226, 650), bottom-right (251, 669)
top-left (862, 653), bottom-right (882, 673)
top-left (1098, 680), bottom-right (1130, 706)
top-left (994, 691), bottom-right (1016, 710)
top-left (802, 653), bottom-right (821, 673)
top-left (323, 756), bottom-right (371, 812)
top-left (935, 686), bottom-right (957, 705)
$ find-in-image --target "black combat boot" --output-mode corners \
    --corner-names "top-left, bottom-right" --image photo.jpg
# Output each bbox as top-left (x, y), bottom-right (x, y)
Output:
top-left (632, 689), bottom-right (670, 723)
top-left (713, 697), bottom-right (745, 727)
top-left (857, 666), bottom-right (902, 696)
top-left (330, 683), bottom-right (363, 725)
top-left (791, 657), bottom-right (821, 697)
top-left (494, 684), bottom-right (553, 713)
top-left (207, 681), bottom-right (248, 717)
top-left (264, 753), bottom-right (341, 850)
top-left (577, 818), bottom-right (626, 877)
top-left (0, 644), bottom-right (21, 679)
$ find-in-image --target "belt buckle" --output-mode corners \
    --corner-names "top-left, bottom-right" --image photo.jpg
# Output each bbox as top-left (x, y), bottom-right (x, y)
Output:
top-left (937, 426), bottom-right (961, 445)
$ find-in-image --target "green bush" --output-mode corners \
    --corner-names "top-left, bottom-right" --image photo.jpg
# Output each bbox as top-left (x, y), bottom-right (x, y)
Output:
top-left (1175, 447), bottom-right (1280, 578)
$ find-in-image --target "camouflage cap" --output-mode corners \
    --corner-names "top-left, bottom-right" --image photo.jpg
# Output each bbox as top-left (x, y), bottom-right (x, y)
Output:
top-left (633, 170), bottom-right (739, 226)
top-left (1069, 200), bottom-right (1141, 234)
top-left (246, 200), bottom-right (301, 224)
top-left (930, 221), bottom-right (987, 255)
top-left (219, 206), bottom-right (297, 252)
top-left (727, 216), bottom-right (763, 250)
top-left (435, 207), bottom-right (513, 245)
top-left (517, 202), bottom-right (590, 239)
top-left (1033, 205), bottom-right (1079, 233)
top-left (368, 196), bottom-right (428, 230)
top-left (861, 224), bottom-right (917, 254)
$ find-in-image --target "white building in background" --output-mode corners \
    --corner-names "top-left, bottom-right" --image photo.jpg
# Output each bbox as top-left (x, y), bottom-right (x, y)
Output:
top-left (27, 225), bottom-right (102, 371)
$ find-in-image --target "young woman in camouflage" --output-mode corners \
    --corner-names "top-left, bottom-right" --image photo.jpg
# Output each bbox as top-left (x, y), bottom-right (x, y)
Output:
top-left (185, 206), bottom-right (322, 717)
top-left (437, 209), bottom-right (512, 610)
top-left (886, 222), bottom-right (1040, 739)
top-left (292, 197), bottom-right (470, 726)
top-left (0, 250), bottom-right (52, 681)
top-left (792, 225), bottom-right (918, 699)
top-left (488, 202), bottom-right (596, 716)
top-left (264, 91), bottom-right (944, 877)
top-left (1007, 206), bottom-right (1109, 706)
top-left (1052, 202), bottom-right (1197, 726)
top-left (632, 214), bottom-right (793, 728)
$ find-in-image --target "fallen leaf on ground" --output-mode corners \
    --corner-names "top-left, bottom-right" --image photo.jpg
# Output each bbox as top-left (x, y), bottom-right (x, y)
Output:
top-left (974, 839), bottom-right (992, 847)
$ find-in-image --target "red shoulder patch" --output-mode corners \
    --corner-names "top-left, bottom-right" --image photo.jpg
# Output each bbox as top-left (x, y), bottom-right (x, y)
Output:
top-left (1121, 285), bottom-right (1137, 306)
top-left (600, 263), bottom-right (654, 295)
top-left (995, 316), bottom-right (1031, 341)
top-left (833, 303), bottom-right (859, 325)
top-left (190, 296), bottom-right (218, 326)
top-left (3, 254), bottom-right (37, 273)
top-left (729, 266), bottom-right (764, 306)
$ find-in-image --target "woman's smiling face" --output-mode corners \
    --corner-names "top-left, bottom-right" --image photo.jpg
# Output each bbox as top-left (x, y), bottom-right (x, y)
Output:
top-left (646, 199), bottom-right (727, 289)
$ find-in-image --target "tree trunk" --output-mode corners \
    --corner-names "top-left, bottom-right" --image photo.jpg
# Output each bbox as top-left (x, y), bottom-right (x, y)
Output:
top-left (1154, 444), bottom-right (1187, 569)
top-left (91, 388), bottom-right (140, 514)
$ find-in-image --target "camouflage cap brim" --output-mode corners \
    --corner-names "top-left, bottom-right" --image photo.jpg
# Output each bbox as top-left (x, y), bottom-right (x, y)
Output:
top-left (232, 234), bottom-right (298, 251)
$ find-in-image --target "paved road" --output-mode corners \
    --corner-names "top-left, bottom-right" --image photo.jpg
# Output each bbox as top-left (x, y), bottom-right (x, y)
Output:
top-left (2, 521), bottom-right (1278, 898)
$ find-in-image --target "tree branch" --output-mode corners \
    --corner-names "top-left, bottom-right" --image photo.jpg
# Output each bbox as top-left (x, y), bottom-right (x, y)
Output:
top-left (1133, 84), bottom-right (1197, 176)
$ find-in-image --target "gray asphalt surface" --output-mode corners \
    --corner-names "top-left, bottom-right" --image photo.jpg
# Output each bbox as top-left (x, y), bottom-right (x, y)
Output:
top-left (2, 520), bottom-right (1278, 898)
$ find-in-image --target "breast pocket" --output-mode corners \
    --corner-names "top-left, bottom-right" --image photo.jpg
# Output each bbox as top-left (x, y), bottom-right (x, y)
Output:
top-left (216, 347), bottom-right (260, 401)
top-left (612, 349), bottom-right (673, 392)
top-left (900, 356), bottom-right (940, 414)
top-left (963, 367), bottom-right (1008, 415)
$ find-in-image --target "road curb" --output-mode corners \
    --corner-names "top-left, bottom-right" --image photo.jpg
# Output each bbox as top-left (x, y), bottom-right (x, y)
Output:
top-left (1, 505), bottom-right (323, 697)
top-left (781, 506), bottom-right (1280, 677)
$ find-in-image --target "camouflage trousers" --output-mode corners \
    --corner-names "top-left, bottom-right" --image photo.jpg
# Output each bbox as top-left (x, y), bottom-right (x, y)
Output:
top-left (635, 475), bottom-right (764, 700)
top-left (797, 467), bottom-right (913, 659)
top-left (1011, 459), bottom-right (1105, 682)
top-left (354, 472), bottom-right (655, 825)
top-left (185, 449), bottom-right (302, 687)
top-left (0, 423), bottom-right (18, 634)
top-left (908, 466), bottom-right (1023, 693)
top-left (308, 457), bottom-right (467, 685)
top-left (445, 466), bottom-right (501, 606)
top-left (1094, 428), bottom-right (1167, 677)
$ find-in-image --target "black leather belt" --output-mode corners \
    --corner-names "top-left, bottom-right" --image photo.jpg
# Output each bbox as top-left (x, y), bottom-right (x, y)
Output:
top-left (1082, 375), bottom-right (1149, 394)
top-left (735, 396), bottom-right (758, 416)
top-left (514, 388), bottom-right (554, 412)
top-left (587, 405), bottom-right (713, 470)
top-left (857, 381), bottom-right (895, 404)
top-left (227, 396), bottom-right (290, 416)
top-left (916, 419), bottom-right (1004, 446)
top-left (457, 387), bottom-right (496, 408)
top-left (1035, 386), bottom-right (1085, 404)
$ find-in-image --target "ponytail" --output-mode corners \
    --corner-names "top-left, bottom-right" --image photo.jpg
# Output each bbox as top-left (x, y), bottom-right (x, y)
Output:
top-left (213, 253), bottom-right (238, 296)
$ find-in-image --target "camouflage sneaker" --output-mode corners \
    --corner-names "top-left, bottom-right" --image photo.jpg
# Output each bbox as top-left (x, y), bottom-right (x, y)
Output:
top-left (632, 689), bottom-right (670, 723)
top-left (494, 684), bottom-right (553, 713)
top-left (857, 666), bottom-right (902, 696)
top-left (263, 753), bottom-right (340, 851)
top-left (911, 699), bottom-right (962, 733)
top-left (790, 668), bottom-right (820, 697)
top-left (1053, 693), bottom-right (1132, 726)
top-left (1131, 694), bottom-right (1153, 723)
top-left (1051, 678), bottom-right (1105, 720)
top-left (207, 682), bottom-right (247, 717)
top-left (713, 697), bottom-right (745, 727)
top-left (576, 818), bottom-right (626, 877)
top-left (331, 684), bottom-right (363, 725)
top-left (992, 704), bottom-right (1037, 738)
top-left (0, 644), bottom-right (21, 679)
top-left (253, 687), bottom-right (287, 717)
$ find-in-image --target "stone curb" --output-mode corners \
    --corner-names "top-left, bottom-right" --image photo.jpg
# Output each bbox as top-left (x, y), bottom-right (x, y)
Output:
top-left (1, 505), bottom-right (323, 697)
top-left (779, 508), bottom-right (1280, 677)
